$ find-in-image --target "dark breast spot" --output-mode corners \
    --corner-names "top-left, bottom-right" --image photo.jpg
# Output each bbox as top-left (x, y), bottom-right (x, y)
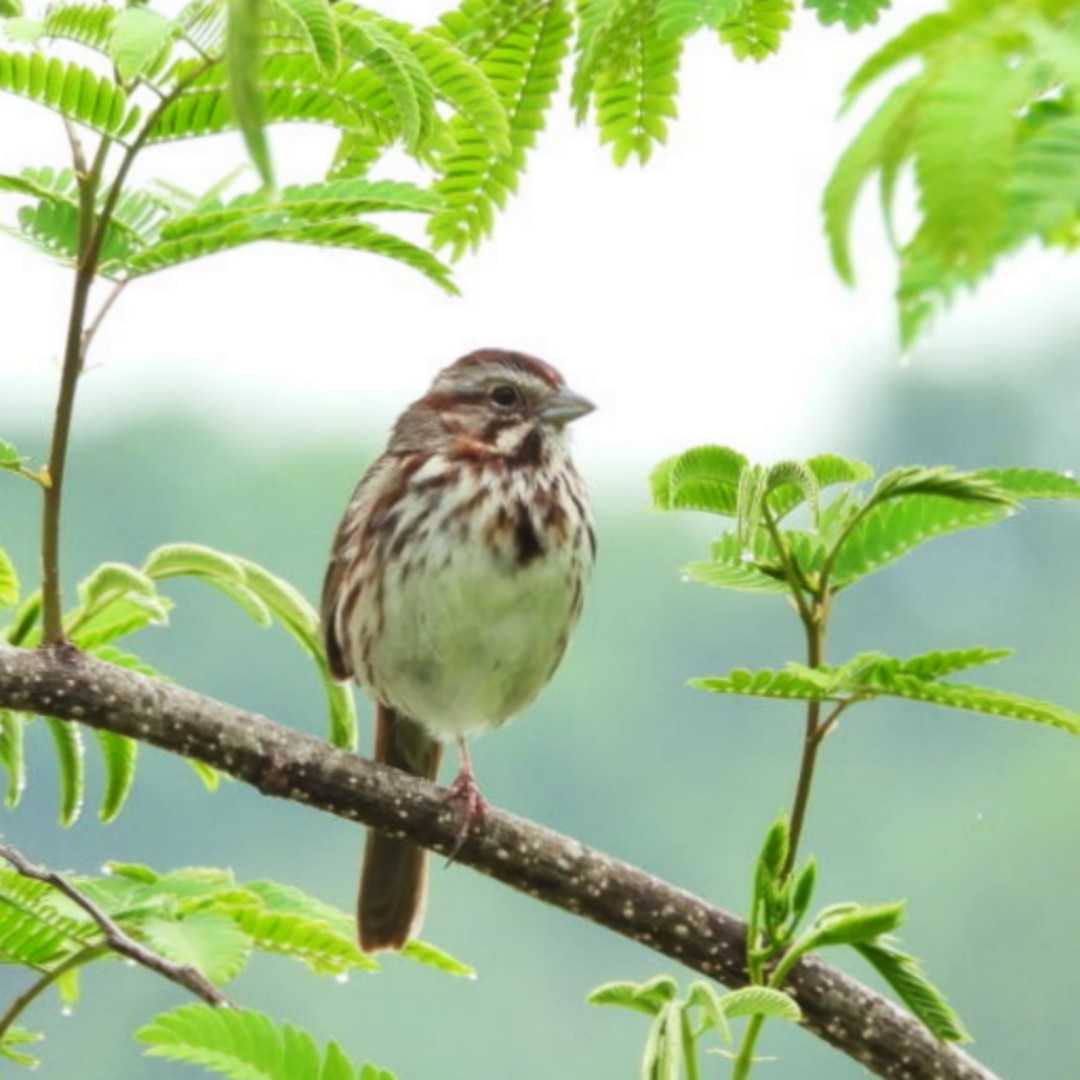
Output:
top-left (509, 427), bottom-right (544, 468)
top-left (513, 501), bottom-right (544, 566)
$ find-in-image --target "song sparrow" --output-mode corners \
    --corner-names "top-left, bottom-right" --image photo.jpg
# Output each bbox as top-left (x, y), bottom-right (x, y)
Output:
top-left (321, 348), bottom-right (595, 952)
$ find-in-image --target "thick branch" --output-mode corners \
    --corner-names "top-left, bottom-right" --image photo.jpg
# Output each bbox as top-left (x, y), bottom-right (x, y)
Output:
top-left (0, 644), bottom-right (1000, 1080)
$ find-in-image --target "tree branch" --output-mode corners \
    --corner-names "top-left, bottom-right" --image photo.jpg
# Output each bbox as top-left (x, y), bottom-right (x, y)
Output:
top-left (0, 644), bottom-right (1001, 1080)
top-left (0, 840), bottom-right (231, 1011)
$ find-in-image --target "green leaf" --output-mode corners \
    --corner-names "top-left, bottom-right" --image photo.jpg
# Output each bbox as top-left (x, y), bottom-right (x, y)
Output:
top-left (226, 0), bottom-right (273, 186)
top-left (5, 589), bottom-right (41, 646)
top-left (139, 912), bottom-right (252, 985)
top-left (138, 1004), bottom-right (379, 1079)
top-left (594, 17), bottom-right (682, 167)
top-left (0, 1026), bottom-right (42, 1069)
top-left (685, 980), bottom-right (732, 1043)
top-left (870, 466), bottom-right (1018, 509)
top-left (0, 709), bottom-right (27, 808)
top-left (655, 0), bottom-right (741, 38)
top-left (912, 49), bottom-right (1028, 272)
top-left (70, 595), bottom-right (173, 650)
top-left (719, 0), bottom-right (792, 61)
top-left (0, 546), bottom-right (18, 608)
top-left (587, 974), bottom-right (678, 1016)
top-left (824, 79), bottom-right (919, 284)
top-left (110, 7), bottom-right (174, 82)
top-left (0, 438), bottom-right (25, 469)
top-left (841, 11), bottom-right (954, 108)
top-left (45, 717), bottom-right (84, 826)
top-left (147, 542), bottom-right (359, 749)
top-left (805, 0), bottom-right (890, 32)
top-left (93, 728), bottom-right (138, 823)
top-left (228, 906), bottom-right (377, 975)
top-left (400, 937), bottom-right (476, 977)
top-left (803, 900), bottom-right (905, 948)
top-left (976, 467), bottom-right (1080, 502)
top-left (827, 494), bottom-right (1008, 589)
top-left (428, 0), bottom-right (573, 256)
top-left (0, 50), bottom-right (135, 135)
top-left (692, 667), bottom-right (832, 702)
top-left (878, 646), bottom-right (1013, 682)
top-left (0, 0), bottom-right (23, 17)
top-left (270, 0), bottom-right (339, 75)
top-left (862, 675), bottom-right (1080, 738)
top-left (0, 868), bottom-right (99, 967)
top-left (757, 813), bottom-right (789, 878)
top-left (55, 965), bottom-right (81, 1008)
top-left (77, 561), bottom-right (160, 613)
top-left (718, 985), bottom-right (801, 1022)
top-left (39, 2), bottom-right (117, 54)
top-left (651, 445), bottom-right (747, 515)
top-left (854, 937), bottom-right (971, 1042)
top-left (187, 758), bottom-right (222, 792)
top-left (790, 856), bottom-right (817, 926)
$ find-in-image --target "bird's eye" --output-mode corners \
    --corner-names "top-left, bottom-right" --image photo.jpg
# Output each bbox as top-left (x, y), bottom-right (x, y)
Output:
top-left (490, 384), bottom-right (520, 408)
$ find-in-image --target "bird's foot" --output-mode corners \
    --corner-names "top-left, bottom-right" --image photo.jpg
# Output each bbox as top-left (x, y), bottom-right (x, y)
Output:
top-left (441, 766), bottom-right (489, 864)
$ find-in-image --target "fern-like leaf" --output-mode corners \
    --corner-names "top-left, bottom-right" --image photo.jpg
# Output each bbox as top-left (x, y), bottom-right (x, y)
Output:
top-left (0, 50), bottom-right (136, 135)
top-left (650, 444), bottom-right (748, 515)
top-left (92, 728), bottom-right (138, 824)
top-left (44, 717), bottom-right (83, 827)
top-left (137, 1005), bottom-right (387, 1080)
top-left (854, 937), bottom-right (972, 1042)
top-left (0, 709), bottom-right (27, 809)
top-left (144, 543), bottom-right (358, 750)
top-left (655, 0), bottom-right (741, 38)
top-left (805, 0), bottom-right (891, 32)
top-left (693, 667), bottom-right (834, 701)
top-left (828, 493), bottom-right (1006, 588)
top-left (823, 80), bottom-right (918, 285)
top-left (429, 0), bottom-right (573, 256)
top-left (719, 0), bottom-right (792, 61)
top-left (119, 212), bottom-right (455, 292)
top-left (912, 49), bottom-right (1030, 271)
top-left (39, 2), bottom-right (117, 56)
top-left (595, 13), bottom-right (681, 166)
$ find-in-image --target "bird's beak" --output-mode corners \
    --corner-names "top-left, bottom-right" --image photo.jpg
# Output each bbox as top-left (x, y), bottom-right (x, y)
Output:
top-left (540, 388), bottom-right (596, 426)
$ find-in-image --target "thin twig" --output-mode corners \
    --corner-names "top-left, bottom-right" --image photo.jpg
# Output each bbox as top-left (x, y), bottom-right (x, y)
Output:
top-left (0, 842), bottom-right (231, 1010)
top-left (61, 119), bottom-right (88, 179)
top-left (81, 277), bottom-right (130, 355)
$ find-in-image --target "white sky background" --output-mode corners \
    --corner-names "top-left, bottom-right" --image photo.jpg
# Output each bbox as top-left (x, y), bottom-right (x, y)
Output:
top-left (4, 0), bottom-right (1080, 482)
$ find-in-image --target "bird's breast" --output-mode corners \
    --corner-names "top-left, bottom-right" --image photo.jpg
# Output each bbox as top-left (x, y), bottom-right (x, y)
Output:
top-left (349, 455), bottom-right (592, 738)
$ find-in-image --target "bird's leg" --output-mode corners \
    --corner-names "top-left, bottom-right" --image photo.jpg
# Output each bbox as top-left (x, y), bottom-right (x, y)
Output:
top-left (442, 737), bottom-right (490, 863)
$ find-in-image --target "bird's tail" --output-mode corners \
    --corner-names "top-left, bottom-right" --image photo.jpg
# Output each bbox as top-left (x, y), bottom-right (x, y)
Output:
top-left (358, 703), bottom-right (442, 952)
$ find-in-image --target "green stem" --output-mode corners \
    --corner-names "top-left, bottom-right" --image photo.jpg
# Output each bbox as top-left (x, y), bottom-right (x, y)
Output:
top-left (0, 943), bottom-right (109, 1043)
top-left (41, 132), bottom-right (117, 643)
top-left (38, 60), bottom-right (216, 645)
top-left (731, 1014), bottom-right (765, 1080)
top-left (783, 607), bottom-right (826, 880)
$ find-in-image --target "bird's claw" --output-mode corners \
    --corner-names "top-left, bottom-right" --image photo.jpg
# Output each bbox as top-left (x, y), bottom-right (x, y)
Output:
top-left (441, 769), bottom-right (489, 864)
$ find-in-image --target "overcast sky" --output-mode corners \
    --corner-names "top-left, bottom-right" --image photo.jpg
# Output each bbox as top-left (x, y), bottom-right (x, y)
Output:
top-left (4, 0), bottom-right (1080, 483)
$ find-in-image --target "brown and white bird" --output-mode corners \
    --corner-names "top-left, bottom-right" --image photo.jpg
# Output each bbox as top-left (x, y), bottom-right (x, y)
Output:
top-left (321, 349), bottom-right (595, 952)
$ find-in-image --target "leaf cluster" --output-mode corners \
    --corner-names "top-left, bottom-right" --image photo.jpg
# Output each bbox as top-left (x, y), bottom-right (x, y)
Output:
top-left (0, 538), bottom-right (357, 826)
top-left (653, 445), bottom-right (1080, 741)
top-left (138, 1004), bottom-right (398, 1080)
top-left (0, 859), bottom-right (471, 1070)
top-left (744, 814), bottom-right (969, 1043)
top-left (826, 0), bottom-right (1080, 344)
top-left (587, 973), bottom-right (800, 1079)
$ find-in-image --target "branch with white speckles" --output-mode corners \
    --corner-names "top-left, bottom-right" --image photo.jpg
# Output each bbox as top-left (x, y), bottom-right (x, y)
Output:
top-left (0, 644), bottom-right (1002, 1080)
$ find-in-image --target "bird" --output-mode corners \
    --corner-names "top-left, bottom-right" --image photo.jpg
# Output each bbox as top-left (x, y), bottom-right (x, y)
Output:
top-left (321, 348), bottom-right (595, 951)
